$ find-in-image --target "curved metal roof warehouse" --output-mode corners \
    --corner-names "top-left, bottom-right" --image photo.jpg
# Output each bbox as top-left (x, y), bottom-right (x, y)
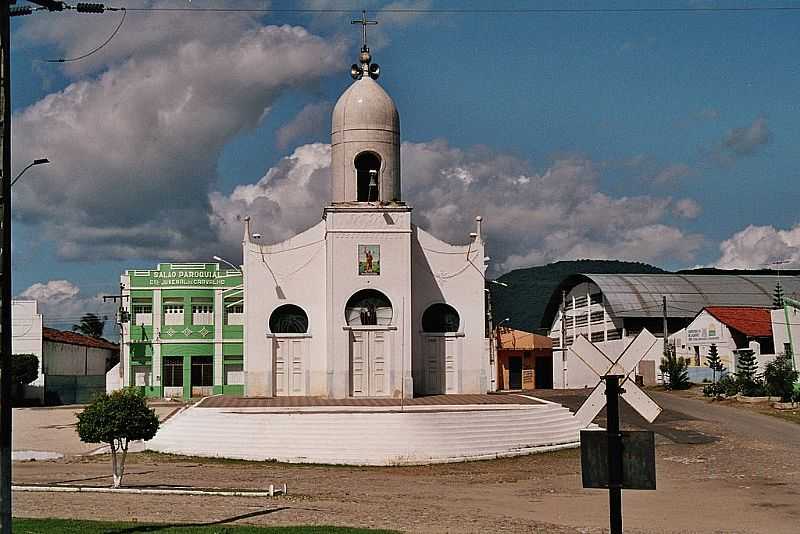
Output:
top-left (542, 274), bottom-right (800, 328)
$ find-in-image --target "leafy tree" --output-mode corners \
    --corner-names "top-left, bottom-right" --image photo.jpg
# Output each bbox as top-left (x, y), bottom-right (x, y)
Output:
top-left (72, 313), bottom-right (107, 338)
top-left (764, 354), bottom-right (798, 402)
top-left (76, 388), bottom-right (159, 488)
top-left (11, 353), bottom-right (39, 386)
top-left (660, 345), bottom-right (690, 390)
top-left (705, 343), bottom-right (725, 384)
top-left (773, 281), bottom-right (785, 309)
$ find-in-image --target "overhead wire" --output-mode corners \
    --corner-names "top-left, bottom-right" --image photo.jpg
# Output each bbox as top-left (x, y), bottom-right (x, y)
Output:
top-left (46, 8), bottom-right (127, 63)
top-left (114, 6), bottom-right (800, 14)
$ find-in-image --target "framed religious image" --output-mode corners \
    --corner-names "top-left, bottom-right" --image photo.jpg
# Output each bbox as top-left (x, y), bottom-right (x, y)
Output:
top-left (358, 244), bottom-right (380, 275)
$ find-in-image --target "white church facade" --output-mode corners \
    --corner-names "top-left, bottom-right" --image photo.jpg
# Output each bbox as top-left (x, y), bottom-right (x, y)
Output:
top-left (242, 40), bottom-right (490, 398)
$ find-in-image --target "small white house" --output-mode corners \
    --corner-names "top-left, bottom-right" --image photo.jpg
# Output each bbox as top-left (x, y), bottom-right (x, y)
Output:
top-left (12, 300), bottom-right (44, 402)
top-left (671, 306), bottom-right (775, 379)
top-left (772, 305), bottom-right (800, 370)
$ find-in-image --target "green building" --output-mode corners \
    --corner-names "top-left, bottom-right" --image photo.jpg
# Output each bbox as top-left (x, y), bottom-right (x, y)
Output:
top-left (120, 263), bottom-right (244, 399)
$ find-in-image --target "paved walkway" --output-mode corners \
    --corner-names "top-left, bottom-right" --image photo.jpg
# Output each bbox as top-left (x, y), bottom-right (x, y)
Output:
top-left (198, 393), bottom-right (542, 408)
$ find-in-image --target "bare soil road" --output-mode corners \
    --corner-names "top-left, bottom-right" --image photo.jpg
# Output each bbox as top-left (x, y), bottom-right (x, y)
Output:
top-left (10, 390), bottom-right (800, 533)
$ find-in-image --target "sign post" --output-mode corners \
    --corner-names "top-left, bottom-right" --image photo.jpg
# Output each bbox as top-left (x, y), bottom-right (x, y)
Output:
top-left (571, 330), bottom-right (662, 534)
top-left (605, 375), bottom-right (624, 534)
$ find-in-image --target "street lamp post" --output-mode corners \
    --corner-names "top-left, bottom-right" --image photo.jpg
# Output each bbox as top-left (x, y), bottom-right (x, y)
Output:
top-left (11, 157), bottom-right (48, 186)
top-left (212, 255), bottom-right (241, 272)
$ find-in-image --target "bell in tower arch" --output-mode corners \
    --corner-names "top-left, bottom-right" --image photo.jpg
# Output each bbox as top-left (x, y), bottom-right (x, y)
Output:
top-left (355, 152), bottom-right (381, 202)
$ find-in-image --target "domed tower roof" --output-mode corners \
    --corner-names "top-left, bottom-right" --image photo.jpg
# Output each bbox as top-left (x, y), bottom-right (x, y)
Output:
top-left (330, 16), bottom-right (401, 204)
top-left (332, 76), bottom-right (399, 134)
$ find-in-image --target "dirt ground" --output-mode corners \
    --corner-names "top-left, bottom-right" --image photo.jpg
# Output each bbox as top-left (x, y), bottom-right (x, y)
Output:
top-left (10, 390), bottom-right (800, 533)
top-left (12, 403), bottom-right (180, 456)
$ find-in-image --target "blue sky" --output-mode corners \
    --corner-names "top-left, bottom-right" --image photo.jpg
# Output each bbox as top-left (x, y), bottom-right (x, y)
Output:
top-left (8, 0), bottom-right (800, 328)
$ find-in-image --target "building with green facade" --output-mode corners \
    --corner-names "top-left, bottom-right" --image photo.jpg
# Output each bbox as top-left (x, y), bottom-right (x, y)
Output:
top-left (120, 263), bottom-right (243, 399)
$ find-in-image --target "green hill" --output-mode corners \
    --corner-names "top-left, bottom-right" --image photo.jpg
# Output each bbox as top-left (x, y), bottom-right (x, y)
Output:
top-left (491, 260), bottom-right (666, 333)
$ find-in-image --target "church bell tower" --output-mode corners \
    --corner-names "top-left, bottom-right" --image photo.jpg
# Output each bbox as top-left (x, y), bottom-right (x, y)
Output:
top-left (330, 14), bottom-right (401, 204)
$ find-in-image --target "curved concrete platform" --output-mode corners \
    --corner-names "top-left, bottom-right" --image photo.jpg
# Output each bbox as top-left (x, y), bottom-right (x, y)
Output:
top-left (146, 395), bottom-right (585, 466)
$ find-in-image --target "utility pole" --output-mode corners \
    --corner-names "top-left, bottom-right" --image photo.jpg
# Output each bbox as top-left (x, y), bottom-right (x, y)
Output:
top-left (102, 282), bottom-right (129, 334)
top-left (561, 289), bottom-right (567, 387)
top-left (0, 0), bottom-right (12, 529)
top-left (662, 295), bottom-right (668, 357)
top-left (1, 4), bottom-right (117, 530)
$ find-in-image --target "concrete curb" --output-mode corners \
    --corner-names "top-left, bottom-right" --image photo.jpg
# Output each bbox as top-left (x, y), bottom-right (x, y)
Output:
top-left (12, 484), bottom-right (287, 497)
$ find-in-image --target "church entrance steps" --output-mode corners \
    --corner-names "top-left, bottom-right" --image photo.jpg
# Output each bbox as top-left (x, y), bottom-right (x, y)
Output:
top-left (196, 393), bottom-right (542, 408)
top-left (146, 396), bottom-right (585, 465)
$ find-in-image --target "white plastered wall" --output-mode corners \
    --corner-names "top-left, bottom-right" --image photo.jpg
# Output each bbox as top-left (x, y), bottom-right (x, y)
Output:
top-left (324, 207), bottom-right (412, 398)
top-left (244, 221), bottom-right (327, 396)
top-left (411, 226), bottom-right (488, 394)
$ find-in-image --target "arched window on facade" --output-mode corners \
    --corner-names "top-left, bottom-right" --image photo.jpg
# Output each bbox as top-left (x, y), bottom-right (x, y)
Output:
top-left (355, 152), bottom-right (381, 202)
top-left (421, 303), bottom-right (461, 333)
top-left (345, 289), bottom-right (393, 326)
top-left (268, 304), bottom-right (309, 334)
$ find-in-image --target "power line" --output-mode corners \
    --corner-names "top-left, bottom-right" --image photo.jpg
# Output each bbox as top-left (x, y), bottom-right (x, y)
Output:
top-left (46, 8), bottom-right (126, 63)
top-left (112, 6), bottom-right (800, 15)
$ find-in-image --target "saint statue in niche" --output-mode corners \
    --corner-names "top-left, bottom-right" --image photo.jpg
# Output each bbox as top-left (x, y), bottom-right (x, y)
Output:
top-left (358, 245), bottom-right (380, 275)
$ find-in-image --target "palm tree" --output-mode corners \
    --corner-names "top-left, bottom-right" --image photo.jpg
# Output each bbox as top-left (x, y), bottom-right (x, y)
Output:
top-left (72, 313), bottom-right (107, 338)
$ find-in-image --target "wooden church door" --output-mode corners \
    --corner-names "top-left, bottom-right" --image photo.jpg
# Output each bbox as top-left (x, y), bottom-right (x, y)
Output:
top-left (274, 337), bottom-right (306, 396)
top-left (350, 329), bottom-right (389, 397)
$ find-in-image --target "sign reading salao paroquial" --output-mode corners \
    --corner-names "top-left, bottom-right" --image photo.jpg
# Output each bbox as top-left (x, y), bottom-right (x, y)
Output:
top-left (128, 263), bottom-right (242, 288)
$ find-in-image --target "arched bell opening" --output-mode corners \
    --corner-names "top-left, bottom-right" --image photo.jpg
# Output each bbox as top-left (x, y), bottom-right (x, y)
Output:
top-left (355, 151), bottom-right (382, 202)
top-left (345, 289), bottom-right (392, 326)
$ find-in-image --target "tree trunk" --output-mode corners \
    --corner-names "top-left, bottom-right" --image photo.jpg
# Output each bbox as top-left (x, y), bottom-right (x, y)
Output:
top-left (110, 442), bottom-right (121, 488)
top-left (116, 439), bottom-right (129, 488)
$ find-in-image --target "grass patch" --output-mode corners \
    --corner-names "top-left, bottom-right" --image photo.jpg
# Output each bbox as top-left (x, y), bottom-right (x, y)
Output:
top-left (13, 518), bottom-right (397, 534)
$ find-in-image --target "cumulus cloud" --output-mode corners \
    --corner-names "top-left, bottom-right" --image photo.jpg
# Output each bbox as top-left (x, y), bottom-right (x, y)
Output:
top-left (711, 117), bottom-right (771, 164)
top-left (619, 155), bottom-right (692, 185)
top-left (652, 163), bottom-right (692, 185)
top-left (673, 198), bottom-right (702, 219)
top-left (722, 117), bottom-right (771, 155)
top-left (716, 224), bottom-right (800, 269)
top-left (13, 11), bottom-right (346, 261)
top-left (212, 140), bottom-right (703, 272)
top-left (276, 102), bottom-right (333, 149)
top-left (18, 280), bottom-right (116, 333)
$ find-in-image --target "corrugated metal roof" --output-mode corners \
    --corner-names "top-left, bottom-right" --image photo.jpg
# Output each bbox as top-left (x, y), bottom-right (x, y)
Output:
top-left (542, 274), bottom-right (800, 326)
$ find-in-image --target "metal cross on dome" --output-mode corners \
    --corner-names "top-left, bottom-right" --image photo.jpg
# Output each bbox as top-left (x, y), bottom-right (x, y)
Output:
top-left (352, 10), bottom-right (378, 52)
top-left (570, 329), bottom-right (663, 428)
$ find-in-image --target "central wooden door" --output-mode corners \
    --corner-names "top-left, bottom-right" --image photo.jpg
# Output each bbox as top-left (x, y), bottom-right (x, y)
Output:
top-left (274, 337), bottom-right (306, 396)
top-left (350, 330), bottom-right (389, 397)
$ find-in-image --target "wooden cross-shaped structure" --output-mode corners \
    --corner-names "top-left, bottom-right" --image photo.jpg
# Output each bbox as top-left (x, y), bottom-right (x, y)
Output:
top-left (352, 10), bottom-right (378, 51)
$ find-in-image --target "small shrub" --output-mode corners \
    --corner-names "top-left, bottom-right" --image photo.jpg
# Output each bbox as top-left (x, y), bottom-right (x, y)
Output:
top-left (702, 383), bottom-right (724, 398)
top-left (764, 354), bottom-right (798, 402)
top-left (740, 380), bottom-right (768, 397)
top-left (660, 346), bottom-right (691, 390)
top-left (718, 375), bottom-right (740, 397)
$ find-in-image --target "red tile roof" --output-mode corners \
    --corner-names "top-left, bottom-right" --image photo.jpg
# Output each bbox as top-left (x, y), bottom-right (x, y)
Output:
top-left (703, 307), bottom-right (773, 338)
top-left (42, 327), bottom-right (119, 351)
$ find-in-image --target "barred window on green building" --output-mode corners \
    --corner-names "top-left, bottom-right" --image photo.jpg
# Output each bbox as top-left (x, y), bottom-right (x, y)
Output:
top-left (132, 297), bottom-right (153, 326)
top-left (225, 297), bottom-right (244, 325)
top-left (163, 297), bottom-right (185, 326)
top-left (192, 297), bottom-right (214, 325)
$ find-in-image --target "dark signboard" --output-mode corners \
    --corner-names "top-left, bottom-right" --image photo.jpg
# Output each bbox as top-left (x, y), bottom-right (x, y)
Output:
top-left (580, 429), bottom-right (656, 490)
